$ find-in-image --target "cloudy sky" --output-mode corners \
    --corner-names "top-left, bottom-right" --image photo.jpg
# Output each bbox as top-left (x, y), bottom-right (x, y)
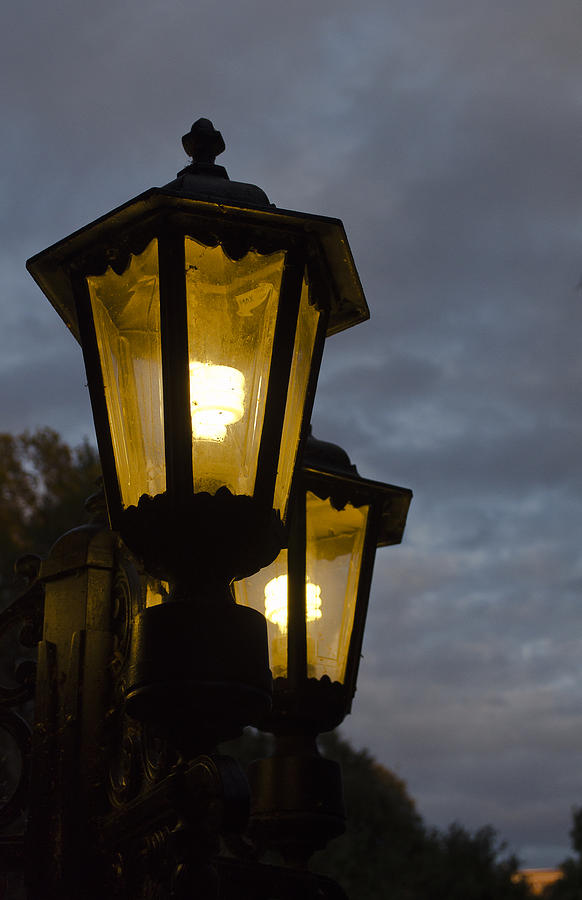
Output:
top-left (2, 0), bottom-right (581, 869)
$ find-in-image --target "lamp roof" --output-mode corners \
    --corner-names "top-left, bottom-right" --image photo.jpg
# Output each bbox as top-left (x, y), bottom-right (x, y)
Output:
top-left (303, 431), bottom-right (413, 547)
top-left (26, 118), bottom-right (369, 341)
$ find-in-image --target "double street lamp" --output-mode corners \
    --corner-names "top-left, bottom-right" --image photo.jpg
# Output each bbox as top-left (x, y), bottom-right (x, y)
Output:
top-left (27, 117), bottom-right (371, 750)
top-left (15, 118), bottom-right (412, 897)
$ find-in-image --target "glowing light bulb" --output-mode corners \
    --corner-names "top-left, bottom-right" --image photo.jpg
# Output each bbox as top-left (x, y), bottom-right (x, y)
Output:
top-left (306, 581), bottom-right (323, 622)
top-left (190, 362), bottom-right (245, 441)
top-left (264, 574), bottom-right (322, 633)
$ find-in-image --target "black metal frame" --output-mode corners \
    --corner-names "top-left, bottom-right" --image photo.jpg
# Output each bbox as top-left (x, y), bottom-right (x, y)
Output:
top-left (158, 226), bottom-right (192, 503)
top-left (26, 190), bottom-right (368, 341)
top-left (0, 556), bottom-right (43, 890)
top-left (253, 244), bottom-right (305, 511)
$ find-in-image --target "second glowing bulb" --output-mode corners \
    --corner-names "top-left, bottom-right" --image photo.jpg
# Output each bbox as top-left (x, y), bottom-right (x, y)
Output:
top-left (264, 574), bottom-right (322, 633)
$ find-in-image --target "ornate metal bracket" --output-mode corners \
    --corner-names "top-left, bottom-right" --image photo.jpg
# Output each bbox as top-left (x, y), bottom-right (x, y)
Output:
top-left (0, 554), bottom-right (43, 893)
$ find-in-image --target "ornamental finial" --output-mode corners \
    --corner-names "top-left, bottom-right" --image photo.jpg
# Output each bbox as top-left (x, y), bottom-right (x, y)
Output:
top-left (182, 118), bottom-right (226, 166)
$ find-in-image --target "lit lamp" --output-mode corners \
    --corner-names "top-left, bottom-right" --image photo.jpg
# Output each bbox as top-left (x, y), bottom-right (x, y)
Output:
top-left (26, 120), bottom-right (369, 746)
top-left (235, 431), bottom-right (412, 861)
top-left (236, 430), bottom-right (412, 730)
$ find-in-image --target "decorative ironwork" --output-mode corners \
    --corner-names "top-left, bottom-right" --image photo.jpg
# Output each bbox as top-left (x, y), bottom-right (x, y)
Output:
top-left (0, 553), bottom-right (43, 895)
top-left (0, 708), bottom-right (31, 829)
top-left (0, 556), bottom-right (43, 706)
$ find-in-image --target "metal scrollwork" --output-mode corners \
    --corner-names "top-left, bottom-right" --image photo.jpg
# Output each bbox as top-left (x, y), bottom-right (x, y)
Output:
top-left (111, 558), bottom-right (141, 679)
top-left (140, 722), bottom-right (172, 786)
top-left (0, 555), bottom-right (42, 854)
top-left (0, 708), bottom-right (31, 828)
top-left (107, 557), bottom-right (179, 819)
top-left (107, 724), bottom-right (141, 808)
top-left (0, 557), bottom-right (43, 707)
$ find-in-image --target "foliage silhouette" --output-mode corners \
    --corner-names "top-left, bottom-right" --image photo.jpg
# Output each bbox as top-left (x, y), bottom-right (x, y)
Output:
top-left (542, 808), bottom-right (582, 898)
top-left (0, 427), bottom-right (100, 605)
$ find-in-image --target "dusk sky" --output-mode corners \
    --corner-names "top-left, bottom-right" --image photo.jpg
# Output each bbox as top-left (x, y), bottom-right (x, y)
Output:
top-left (2, 0), bottom-right (581, 869)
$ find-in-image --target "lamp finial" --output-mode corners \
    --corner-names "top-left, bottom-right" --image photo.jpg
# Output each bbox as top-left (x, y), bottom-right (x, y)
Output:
top-left (182, 118), bottom-right (226, 166)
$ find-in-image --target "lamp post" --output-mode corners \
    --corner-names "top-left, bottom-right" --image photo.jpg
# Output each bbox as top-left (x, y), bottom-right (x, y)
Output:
top-left (235, 431), bottom-right (412, 864)
top-left (8, 119), bottom-right (379, 898)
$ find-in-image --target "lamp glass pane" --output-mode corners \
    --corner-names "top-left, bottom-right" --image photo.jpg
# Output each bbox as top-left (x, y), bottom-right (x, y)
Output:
top-left (87, 239), bottom-right (165, 509)
top-left (305, 492), bottom-right (369, 683)
top-left (235, 491), bottom-right (369, 684)
top-left (234, 549), bottom-right (289, 678)
top-left (185, 238), bottom-right (285, 495)
top-left (273, 273), bottom-right (320, 519)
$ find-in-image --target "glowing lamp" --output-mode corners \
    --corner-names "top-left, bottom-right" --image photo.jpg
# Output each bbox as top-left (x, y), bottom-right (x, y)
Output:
top-left (26, 120), bottom-right (370, 743)
top-left (235, 430), bottom-right (412, 734)
top-left (26, 119), bottom-right (369, 590)
top-left (237, 432), bottom-right (411, 861)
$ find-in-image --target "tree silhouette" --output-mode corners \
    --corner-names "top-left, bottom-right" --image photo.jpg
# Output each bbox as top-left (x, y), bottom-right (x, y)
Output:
top-left (0, 427), bottom-right (100, 605)
top-left (543, 808), bottom-right (582, 898)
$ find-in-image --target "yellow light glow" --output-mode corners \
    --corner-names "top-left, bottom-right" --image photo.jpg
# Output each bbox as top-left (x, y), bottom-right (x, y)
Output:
top-left (264, 574), bottom-right (322, 633)
top-left (145, 579), bottom-right (170, 607)
top-left (190, 362), bottom-right (245, 441)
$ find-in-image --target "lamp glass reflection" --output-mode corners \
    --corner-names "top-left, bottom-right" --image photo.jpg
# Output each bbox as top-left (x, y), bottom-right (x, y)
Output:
top-left (305, 493), bottom-right (368, 682)
top-left (185, 238), bottom-right (285, 496)
top-left (87, 238), bottom-right (165, 509)
top-left (237, 550), bottom-right (289, 677)
top-left (235, 492), bottom-right (369, 683)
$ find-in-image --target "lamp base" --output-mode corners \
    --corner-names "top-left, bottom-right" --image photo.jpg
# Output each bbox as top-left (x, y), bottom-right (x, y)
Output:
top-left (248, 747), bottom-right (345, 866)
top-left (125, 598), bottom-right (272, 749)
top-left (118, 488), bottom-right (284, 585)
top-left (260, 675), bottom-right (348, 735)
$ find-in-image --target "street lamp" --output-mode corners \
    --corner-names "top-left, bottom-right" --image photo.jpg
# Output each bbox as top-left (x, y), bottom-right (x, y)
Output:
top-left (10, 118), bottom-right (409, 899)
top-left (26, 119), bottom-right (370, 746)
top-left (235, 431), bottom-right (412, 862)
top-left (235, 430), bottom-right (412, 731)
top-left (26, 119), bottom-right (368, 591)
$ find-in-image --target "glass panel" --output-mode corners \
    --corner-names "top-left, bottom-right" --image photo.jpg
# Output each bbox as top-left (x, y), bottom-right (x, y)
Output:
top-left (87, 239), bottom-right (165, 509)
top-left (185, 239), bottom-right (285, 495)
top-left (235, 492), bottom-right (368, 684)
top-left (145, 576), bottom-right (170, 608)
top-left (234, 549), bottom-right (289, 678)
top-left (305, 493), bottom-right (368, 683)
top-left (273, 272), bottom-right (320, 519)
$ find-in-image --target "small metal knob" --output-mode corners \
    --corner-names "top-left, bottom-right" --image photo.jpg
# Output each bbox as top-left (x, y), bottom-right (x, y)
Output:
top-left (182, 118), bottom-right (226, 166)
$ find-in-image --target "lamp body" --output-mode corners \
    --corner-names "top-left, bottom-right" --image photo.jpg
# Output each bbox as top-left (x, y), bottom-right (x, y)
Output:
top-left (78, 230), bottom-right (321, 533)
top-left (237, 435), bottom-right (411, 864)
top-left (22, 123), bottom-right (378, 895)
top-left (27, 125), bottom-right (371, 761)
top-left (28, 189), bottom-right (368, 588)
top-left (235, 435), bottom-right (413, 733)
